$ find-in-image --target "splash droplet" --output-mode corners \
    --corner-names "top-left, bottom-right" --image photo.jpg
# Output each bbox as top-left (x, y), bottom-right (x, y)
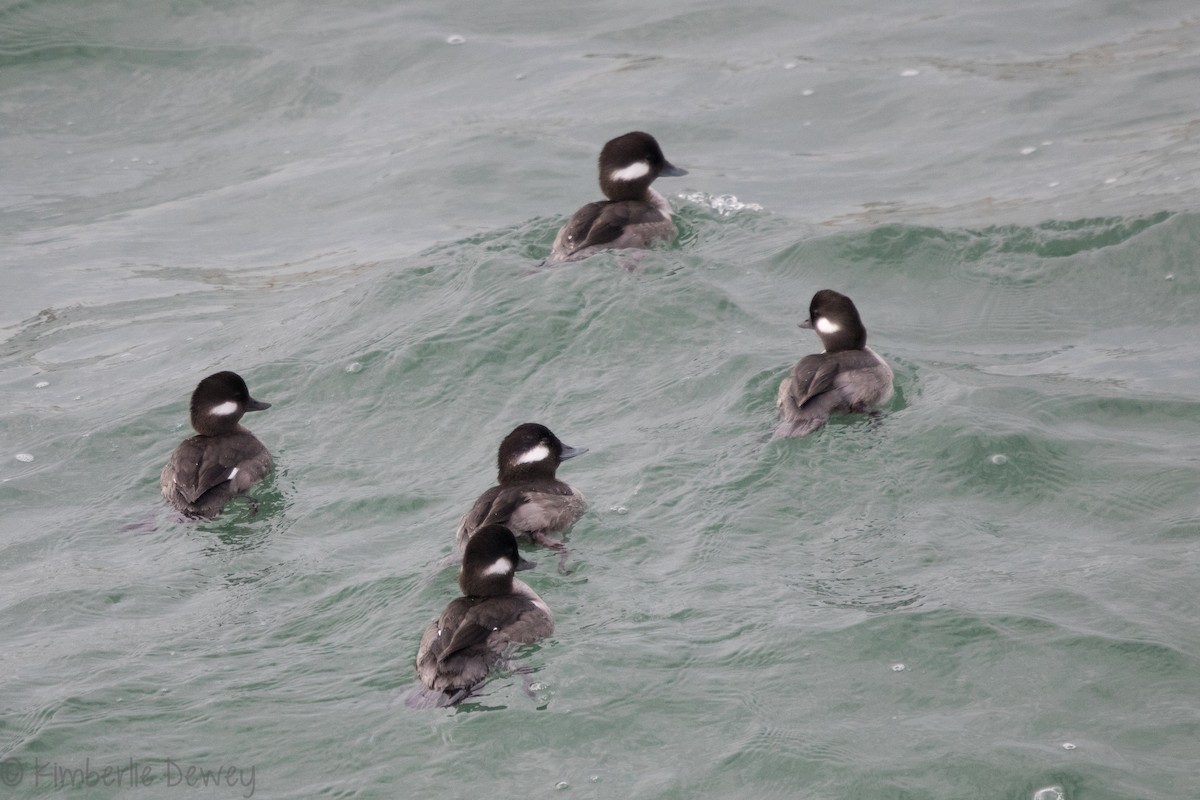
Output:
top-left (1061, 742), bottom-right (1076, 750)
top-left (1033, 786), bottom-right (1064, 800)
top-left (891, 663), bottom-right (906, 672)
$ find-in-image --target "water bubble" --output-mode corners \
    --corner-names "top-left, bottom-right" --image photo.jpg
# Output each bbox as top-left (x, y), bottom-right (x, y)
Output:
top-left (555, 781), bottom-right (569, 790)
top-left (15, 453), bottom-right (34, 463)
top-left (1048, 181), bottom-right (1060, 187)
top-left (1061, 742), bottom-right (1076, 750)
top-left (1033, 786), bottom-right (1064, 800)
top-left (784, 62), bottom-right (797, 70)
top-left (802, 88), bottom-right (814, 96)
top-left (1020, 146), bottom-right (1037, 155)
top-left (989, 454), bottom-right (1009, 465)
top-left (589, 776), bottom-right (599, 783)
top-left (1164, 274), bottom-right (1175, 281)
top-left (891, 663), bottom-right (906, 671)
top-left (900, 68), bottom-right (920, 77)
top-left (446, 34), bottom-right (466, 45)
top-left (35, 381), bottom-right (49, 388)
top-left (345, 362), bottom-right (363, 374)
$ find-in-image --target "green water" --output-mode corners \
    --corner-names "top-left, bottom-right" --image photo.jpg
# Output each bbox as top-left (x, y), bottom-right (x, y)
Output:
top-left (2, 0), bottom-right (1199, 798)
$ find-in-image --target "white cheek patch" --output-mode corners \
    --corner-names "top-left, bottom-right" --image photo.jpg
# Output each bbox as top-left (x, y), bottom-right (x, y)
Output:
top-left (610, 160), bottom-right (650, 182)
top-left (513, 444), bottom-right (551, 465)
top-left (482, 556), bottom-right (513, 577)
top-left (815, 317), bottom-right (842, 335)
top-left (210, 400), bottom-right (239, 416)
top-left (226, 467), bottom-right (239, 483)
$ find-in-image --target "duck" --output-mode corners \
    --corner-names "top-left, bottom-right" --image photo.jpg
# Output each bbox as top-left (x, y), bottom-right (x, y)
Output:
top-left (775, 290), bottom-right (893, 437)
top-left (413, 524), bottom-right (554, 707)
top-left (456, 423), bottom-right (587, 553)
top-left (545, 131), bottom-right (687, 264)
top-left (160, 371), bottom-right (273, 517)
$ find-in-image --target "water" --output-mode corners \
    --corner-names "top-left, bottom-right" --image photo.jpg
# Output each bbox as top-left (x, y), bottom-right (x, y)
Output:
top-left (2, 0), bottom-right (1199, 797)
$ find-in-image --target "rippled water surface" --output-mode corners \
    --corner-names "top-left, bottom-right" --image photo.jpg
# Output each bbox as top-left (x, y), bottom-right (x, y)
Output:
top-left (2, 0), bottom-right (1199, 797)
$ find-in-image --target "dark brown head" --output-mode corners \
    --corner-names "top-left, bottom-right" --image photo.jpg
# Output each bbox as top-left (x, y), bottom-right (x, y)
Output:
top-left (458, 524), bottom-right (533, 597)
top-left (799, 290), bottom-right (869, 352)
top-left (597, 131), bottom-right (687, 202)
top-left (188, 371), bottom-right (271, 436)
top-left (495, 422), bottom-right (587, 483)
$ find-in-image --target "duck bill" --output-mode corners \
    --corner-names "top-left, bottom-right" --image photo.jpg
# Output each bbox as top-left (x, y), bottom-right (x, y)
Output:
top-left (247, 398), bottom-right (272, 411)
top-left (799, 319), bottom-right (814, 330)
top-left (560, 444), bottom-right (588, 460)
top-left (660, 162), bottom-right (687, 178)
top-left (515, 554), bottom-right (538, 571)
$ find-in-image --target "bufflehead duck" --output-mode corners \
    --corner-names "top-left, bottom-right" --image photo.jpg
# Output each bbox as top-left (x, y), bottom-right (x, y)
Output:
top-left (160, 371), bottom-right (273, 518)
top-left (775, 290), bottom-right (893, 438)
top-left (413, 524), bottom-right (554, 707)
top-left (456, 423), bottom-right (587, 553)
top-left (545, 131), bottom-right (687, 264)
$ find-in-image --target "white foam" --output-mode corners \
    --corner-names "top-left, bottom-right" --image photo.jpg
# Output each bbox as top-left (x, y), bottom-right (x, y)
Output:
top-left (677, 192), bottom-right (765, 217)
top-left (1033, 787), bottom-right (1064, 800)
top-left (609, 161), bottom-right (650, 182)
